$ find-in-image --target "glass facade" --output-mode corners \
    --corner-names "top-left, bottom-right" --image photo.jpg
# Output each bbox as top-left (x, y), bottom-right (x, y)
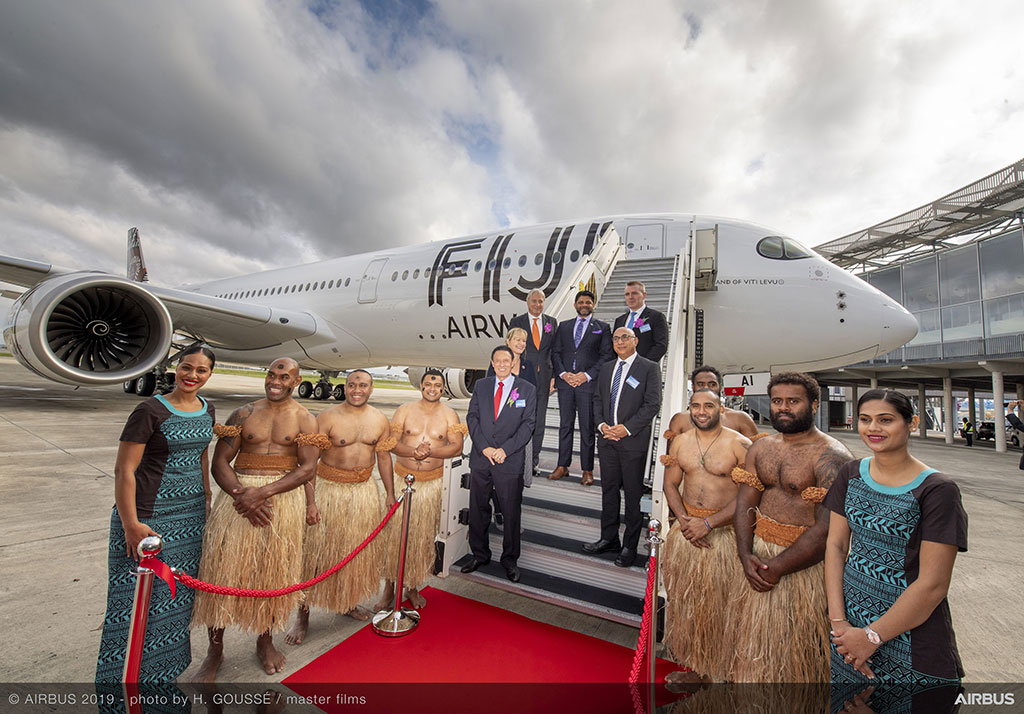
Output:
top-left (866, 227), bottom-right (1024, 358)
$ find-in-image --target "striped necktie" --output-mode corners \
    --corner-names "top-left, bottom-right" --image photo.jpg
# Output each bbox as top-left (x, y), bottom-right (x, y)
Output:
top-left (627, 311), bottom-right (637, 329)
top-left (574, 317), bottom-right (585, 348)
top-left (610, 360), bottom-right (626, 423)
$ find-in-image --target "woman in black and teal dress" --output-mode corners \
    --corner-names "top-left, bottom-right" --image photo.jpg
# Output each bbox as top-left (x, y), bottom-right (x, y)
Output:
top-left (95, 346), bottom-right (216, 682)
top-left (825, 389), bottom-right (967, 710)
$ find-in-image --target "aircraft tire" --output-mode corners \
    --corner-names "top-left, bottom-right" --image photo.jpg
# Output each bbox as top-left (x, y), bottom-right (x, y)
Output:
top-left (135, 372), bottom-right (157, 397)
top-left (123, 378), bottom-right (137, 394)
top-left (333, 384), bottom-right (346, 401)
top-left (313, 382), bottom-right (330, 400)
top-left (297, 380), bottom-right (313, 399)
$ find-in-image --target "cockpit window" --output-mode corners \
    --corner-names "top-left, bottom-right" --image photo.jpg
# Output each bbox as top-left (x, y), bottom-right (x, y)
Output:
top-left (757, 236), bottom-right (813, 260)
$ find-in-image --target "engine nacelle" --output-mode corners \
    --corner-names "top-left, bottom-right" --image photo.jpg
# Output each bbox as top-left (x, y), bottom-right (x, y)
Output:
top-left (3, 273), bottom-right (174, 386)
top-left (406, 366), bottom-right (485, 399)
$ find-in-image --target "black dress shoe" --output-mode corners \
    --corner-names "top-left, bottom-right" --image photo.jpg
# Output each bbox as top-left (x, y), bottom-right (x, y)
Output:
top-left (460, 558), bottom-right (490, 573)
top-left (582, 538), bottom-right (621, 554)
top-left (614, 548), bottom-right (637, 568)
top-left (505, 565), bottom-right (520, 582)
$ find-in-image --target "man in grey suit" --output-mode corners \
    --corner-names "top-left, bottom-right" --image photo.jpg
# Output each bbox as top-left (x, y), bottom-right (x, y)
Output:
top-left (584, 327), bottom-right (662, 567)
top-left (508, 288), bottom-right (557, 475)
top-left (462, 345), bottom-right (538, 582)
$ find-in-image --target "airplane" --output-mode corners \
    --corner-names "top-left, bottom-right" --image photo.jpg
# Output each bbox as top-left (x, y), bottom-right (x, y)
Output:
top-left (1, 213), bottom-right (918, 398)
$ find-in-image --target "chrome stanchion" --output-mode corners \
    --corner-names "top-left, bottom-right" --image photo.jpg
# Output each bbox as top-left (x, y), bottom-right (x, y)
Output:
top-left (647, 519), bottom-right (662, 690)
top-left (372, 474), bottom-right (420, 636)
top-left (122, 535), bottom-right (163, 682)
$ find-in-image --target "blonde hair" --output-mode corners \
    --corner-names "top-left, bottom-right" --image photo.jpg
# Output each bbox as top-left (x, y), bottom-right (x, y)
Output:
top-left (505, 327), bottom-right (528, 345)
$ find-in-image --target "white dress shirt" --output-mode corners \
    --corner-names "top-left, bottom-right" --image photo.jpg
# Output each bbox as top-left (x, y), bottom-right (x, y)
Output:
top-left (600, 351), bottom-right (638, 433)
top-left (493, 375), bottom-right (515, 419)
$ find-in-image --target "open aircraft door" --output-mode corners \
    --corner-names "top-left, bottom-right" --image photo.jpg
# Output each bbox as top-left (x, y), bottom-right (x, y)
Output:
top-left (435, 434), bottom-right (473, 576)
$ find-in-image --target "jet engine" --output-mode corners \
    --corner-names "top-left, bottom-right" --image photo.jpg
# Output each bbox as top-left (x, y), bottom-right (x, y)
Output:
top-left (406, 366), bottom-right (485, 399)
top-left (3, 273), bottom-right (174, 386)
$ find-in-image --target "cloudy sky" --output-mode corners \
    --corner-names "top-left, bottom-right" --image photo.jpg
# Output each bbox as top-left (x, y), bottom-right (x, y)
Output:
top-left (1, 0), bottom-right (1023, 289)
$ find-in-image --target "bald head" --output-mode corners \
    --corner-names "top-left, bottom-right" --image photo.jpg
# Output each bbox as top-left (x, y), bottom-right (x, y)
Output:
top-left (612, 326), bottom-right (638, 359)
top-left (264, 357), bottom-right (301, 402)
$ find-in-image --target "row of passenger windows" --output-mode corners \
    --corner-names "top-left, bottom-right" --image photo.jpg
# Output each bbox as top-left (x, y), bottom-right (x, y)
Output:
top-left (213, 249), bottom-right (583, 301)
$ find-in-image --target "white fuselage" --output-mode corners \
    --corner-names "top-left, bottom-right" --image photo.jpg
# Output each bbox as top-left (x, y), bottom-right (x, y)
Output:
top-left (189, 214), bottom-right (917, 374)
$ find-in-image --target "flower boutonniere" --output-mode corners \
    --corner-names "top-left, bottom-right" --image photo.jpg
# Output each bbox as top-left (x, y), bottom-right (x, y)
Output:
top-left (634, 317), bottom-right (646, 328)
top-left (543, 322), bottom-right (552, 333)
top-left (506, 388), bottom-right (520, 407)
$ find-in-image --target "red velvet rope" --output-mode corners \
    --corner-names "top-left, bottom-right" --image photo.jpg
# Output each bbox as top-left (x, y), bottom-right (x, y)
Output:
top-left (172, 497), bottom-right (403, 598)
top-left (629, 553), bottom-right (657, 684)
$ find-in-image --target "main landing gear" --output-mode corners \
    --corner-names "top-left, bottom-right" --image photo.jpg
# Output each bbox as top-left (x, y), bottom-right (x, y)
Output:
top-left (297, 372), bottom-right (345, 401)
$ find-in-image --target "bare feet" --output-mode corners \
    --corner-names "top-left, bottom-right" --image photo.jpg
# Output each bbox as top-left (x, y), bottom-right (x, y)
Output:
top-left (664, 669), bottom-right (711, 693)
top-left (285, 606), bottom-right (310, 646)
top-left (256, 633), bottom-right (286, 675)
top-left (405, 588), bottom-right (426, 609)
top-left (345, 606), bottom-right (372, 621)
top-left (373, 582), bottom-right (395, 613)
top-left (193, 628), bottom-right (224, 683)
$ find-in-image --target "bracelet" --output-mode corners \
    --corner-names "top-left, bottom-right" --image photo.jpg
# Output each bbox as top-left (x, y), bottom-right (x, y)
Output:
top-left (703, 517), bottom-right (713, 532)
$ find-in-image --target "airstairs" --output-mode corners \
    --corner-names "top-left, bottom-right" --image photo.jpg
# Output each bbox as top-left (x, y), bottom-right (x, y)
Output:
top-left (438, 223), bottom-right (713, 626)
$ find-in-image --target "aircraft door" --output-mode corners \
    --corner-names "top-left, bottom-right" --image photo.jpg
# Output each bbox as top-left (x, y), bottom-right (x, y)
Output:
top-left (358, 258), bottom-right (388, 304)
top-left (625, 223), bottom-right (665, 258)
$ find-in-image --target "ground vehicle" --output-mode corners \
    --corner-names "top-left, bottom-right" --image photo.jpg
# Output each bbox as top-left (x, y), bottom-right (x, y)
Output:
top-left (977, 421), bottom-right (1020, 447)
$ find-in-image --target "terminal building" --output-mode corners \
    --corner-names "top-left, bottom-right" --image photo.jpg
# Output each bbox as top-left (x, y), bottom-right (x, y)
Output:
top-left (811, 157), bottom-right (1024, 453)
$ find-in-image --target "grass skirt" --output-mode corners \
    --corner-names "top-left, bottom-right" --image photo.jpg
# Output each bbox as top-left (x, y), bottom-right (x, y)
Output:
top-left (663, 524), bottom-right (743, 681)
top-left (730, 535), bottom-right (829, 682)
top-left (302, 477), bottom-right (383, 612)
top-left (382, 474), bottom-right (443, 590)
top-left (191, 474), bottom-right (304, 634)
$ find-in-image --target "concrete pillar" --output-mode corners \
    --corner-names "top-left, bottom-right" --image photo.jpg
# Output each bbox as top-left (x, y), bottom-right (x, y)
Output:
top-left (817, 383), bottom-right (829, 432)
top-left (993, 371), bottom-right (1006, 453)
top-left (967, 387), bottom-right (977, 430)
top-left (918, 383), bottom-right (927, 438)
top-left (851, 384), bottom-right (859, 424)
top-left (870, 376), bottom-right (878, 389)
top-left (942, 376), bottom-right (954, 445)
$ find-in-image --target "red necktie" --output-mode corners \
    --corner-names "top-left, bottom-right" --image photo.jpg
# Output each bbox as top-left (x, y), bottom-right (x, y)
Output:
top-left (494, 381), bottom-right (503, 420)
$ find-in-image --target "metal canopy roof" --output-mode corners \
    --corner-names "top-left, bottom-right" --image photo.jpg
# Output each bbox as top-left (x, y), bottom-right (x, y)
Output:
top-left (816, 157), bottom-right (1024, 271)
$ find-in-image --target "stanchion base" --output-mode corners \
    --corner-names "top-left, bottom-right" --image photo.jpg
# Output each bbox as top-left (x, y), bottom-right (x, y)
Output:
top-left (371, 607), bottom-right (420, 637)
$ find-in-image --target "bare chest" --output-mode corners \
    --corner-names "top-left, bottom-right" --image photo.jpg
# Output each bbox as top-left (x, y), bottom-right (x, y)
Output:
top-left (755, 445), bottom-right (818, 493)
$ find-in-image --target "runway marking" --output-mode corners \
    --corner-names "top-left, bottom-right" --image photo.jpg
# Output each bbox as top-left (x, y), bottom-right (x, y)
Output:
top-left (0, 413), bottom-right (111, 479)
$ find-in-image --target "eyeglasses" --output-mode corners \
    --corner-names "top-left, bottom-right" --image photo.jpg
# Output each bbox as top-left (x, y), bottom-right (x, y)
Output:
top-left (612, 335), bottom-right (635, 342)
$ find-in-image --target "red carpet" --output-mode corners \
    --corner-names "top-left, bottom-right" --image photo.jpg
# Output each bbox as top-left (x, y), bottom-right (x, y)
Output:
top-left (284, 587), bottom-right (687, 713)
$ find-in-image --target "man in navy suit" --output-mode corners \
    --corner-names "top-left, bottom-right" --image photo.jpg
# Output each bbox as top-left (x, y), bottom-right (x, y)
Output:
top-left (462, 345), bottom-right (538, 582)
top-left (613, 281), bottom-right (669, 362)
top-left (585, 327), bottom-right (662, 566)
top-left (508, 289), bottom-right (557, 474)
top-left (549, 290), bottom-right (613, 486)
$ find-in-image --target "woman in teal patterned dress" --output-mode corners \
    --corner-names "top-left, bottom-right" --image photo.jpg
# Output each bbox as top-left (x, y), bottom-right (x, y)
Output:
top-left (825, 389), bottom-right (967, 710)
top-left (95, 346), bottom-right (216, 682)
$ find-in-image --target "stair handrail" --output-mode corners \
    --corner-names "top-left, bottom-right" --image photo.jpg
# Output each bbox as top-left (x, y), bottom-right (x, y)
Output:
top-left (543, 224), bottom-right (625, 322)
top-left (647, 228), bottom-right (695, 532)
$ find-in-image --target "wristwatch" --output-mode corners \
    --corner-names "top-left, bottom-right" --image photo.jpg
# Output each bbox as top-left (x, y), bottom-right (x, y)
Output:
top-left (864, 625), bottom-right (882, 645)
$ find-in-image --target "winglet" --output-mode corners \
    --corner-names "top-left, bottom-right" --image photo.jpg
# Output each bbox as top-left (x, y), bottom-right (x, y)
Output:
top-left (127, 227), bottom-right (149, 282)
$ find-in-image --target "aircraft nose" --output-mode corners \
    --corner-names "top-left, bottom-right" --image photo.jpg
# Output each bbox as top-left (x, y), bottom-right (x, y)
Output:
top-left (878, 300), bottom-right (918, 354)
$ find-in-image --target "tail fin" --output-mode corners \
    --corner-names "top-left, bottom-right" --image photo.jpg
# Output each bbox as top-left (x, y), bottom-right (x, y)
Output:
top-left (127, 227), bottom-right (149, 282)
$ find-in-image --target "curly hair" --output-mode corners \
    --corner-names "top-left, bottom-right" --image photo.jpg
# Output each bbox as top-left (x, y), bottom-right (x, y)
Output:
top-left (767, 371), bottom-right (820, 403)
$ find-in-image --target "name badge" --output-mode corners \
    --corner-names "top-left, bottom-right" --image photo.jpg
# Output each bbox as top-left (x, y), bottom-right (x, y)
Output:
top-left (626, 376), bottom-right (640, 389)
top-left (639, 323), bottom-right (652, 333)
top-left (515, 399), bottom-right (527, 408)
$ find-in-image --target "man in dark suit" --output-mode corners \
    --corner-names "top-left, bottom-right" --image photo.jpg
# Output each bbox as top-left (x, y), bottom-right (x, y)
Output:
top-left (613, 280), bottom-right (668, 362)
top-left (462, 345), bottom-right (538, 582)
top-left (508, 288), bottom-right (557, 474)
top-left (549, 290), bottom-right (613, 486)
top-left (584, 327), bottom-right (662, 567)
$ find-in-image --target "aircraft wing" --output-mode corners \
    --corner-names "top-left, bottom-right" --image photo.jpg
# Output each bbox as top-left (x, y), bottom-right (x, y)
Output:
top-left (1, 254), bottom-right (319, 349)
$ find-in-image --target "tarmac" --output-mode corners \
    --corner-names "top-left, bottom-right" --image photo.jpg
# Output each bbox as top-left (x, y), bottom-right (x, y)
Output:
top-left (0, 356), bottom-right (1021, 684)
